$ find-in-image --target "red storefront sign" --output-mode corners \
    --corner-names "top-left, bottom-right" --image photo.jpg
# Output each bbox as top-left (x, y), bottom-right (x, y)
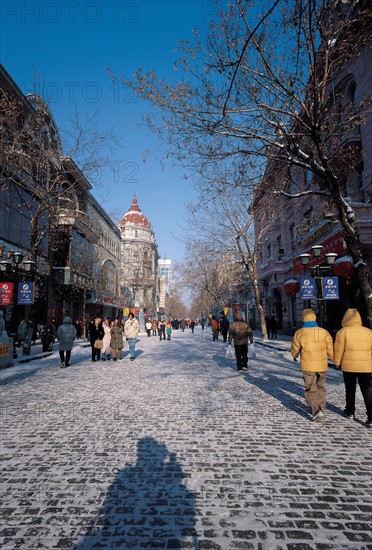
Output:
top-left (0, 282), bottom-right (15, 306)
top-left (293, 230), bottom-right (345, 274)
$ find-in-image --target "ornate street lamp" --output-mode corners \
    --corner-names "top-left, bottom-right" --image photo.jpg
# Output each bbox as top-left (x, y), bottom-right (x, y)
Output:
top-left (298, 246), bottom-right (338, 327)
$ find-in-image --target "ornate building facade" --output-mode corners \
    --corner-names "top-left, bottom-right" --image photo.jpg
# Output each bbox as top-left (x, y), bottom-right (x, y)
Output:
top-left (119, 197), bottom-right (160, 318)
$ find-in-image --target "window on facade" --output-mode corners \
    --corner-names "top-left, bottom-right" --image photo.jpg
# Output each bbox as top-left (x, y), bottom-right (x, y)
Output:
top-left (341, 179), bottom-right (350, 198)
top-left (290, 224), bottom-right (295, 249)
top-left (102, 259), bottom-right (115, 292)
top-left (356, 163), bottom-right (368, 203)
top-left (133, 251), bottom-right (139, 263)
top-left (277, 235), bottom-right (283, 258)
top-left (58, 182), bottom-right (78, 211)
top-left (69, 230), bottom-right (93, 276)
top-left (0, 181), bottom-right (36, 249)
top-left (304, 207), bottom-right (313, 230)
top-left (304, 169), bottom-right (313, 189)
top-left (267, 244), bottom-right (271, 260)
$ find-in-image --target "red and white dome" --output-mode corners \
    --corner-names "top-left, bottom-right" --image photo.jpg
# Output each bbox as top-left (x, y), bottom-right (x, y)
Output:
top-left (120, 196), bottom-right (150, 228)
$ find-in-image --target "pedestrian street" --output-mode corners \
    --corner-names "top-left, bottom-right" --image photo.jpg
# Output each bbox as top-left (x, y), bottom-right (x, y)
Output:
top-left (1, 327), bottom-right (371, 549)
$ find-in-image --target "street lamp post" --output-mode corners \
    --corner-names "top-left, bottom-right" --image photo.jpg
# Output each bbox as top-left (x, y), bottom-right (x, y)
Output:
top-left (298, 245), bottom-right (338, 327)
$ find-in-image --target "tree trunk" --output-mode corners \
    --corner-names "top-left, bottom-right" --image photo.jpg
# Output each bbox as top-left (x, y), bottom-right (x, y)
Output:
top-left (252, 265), bottom-right (268, 340)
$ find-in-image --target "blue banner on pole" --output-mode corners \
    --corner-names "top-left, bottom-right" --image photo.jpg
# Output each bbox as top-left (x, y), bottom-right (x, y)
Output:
top-left (323, 277), bottom-right (339, 300)
top-left (17, 282), bottom-right (34, 305)
top-left (300, 277), bottom-right (316, 300)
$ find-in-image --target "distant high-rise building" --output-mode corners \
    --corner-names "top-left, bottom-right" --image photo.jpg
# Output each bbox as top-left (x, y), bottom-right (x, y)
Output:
top-left (159, 258), bottom-right (172, 293)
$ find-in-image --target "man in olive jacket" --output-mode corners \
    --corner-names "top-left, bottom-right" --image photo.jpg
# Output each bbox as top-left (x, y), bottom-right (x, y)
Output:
top-left (334, 308), bottom-right (372, 427)
top-left (228, 312), bottom-right (254, 371)
top-left (291, 309), bottom-right (333, 421)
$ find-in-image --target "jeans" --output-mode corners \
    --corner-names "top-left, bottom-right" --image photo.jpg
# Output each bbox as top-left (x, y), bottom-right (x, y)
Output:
top-left (302, 371), bottom-right (327, 415)
top-left (343, 372), bottom-right (372, 419)
top-left (127, 338), bottom-right (136, 358)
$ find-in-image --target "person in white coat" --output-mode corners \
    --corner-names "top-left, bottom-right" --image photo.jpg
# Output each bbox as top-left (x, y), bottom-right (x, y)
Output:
top-left (124, 312), bottom-right (140, 361)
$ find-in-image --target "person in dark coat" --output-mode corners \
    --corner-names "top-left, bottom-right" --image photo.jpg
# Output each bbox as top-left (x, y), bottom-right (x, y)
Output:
top-left (270, 315), bottom-right (278, 339)
top-left (56, 316), bottom-right (77, 368)
top-left (228, 312), bottom-right (254, 371)
top-left (220, 315), bottom-right (230, 343)
top-left (74, 319), bottom-right (82, 339)
top-left (17, 319), bottom-right (27, 347)
top-left (41, 319), bottom-right (56, 352)
top-left (89, 317), bottom-right (104, 362)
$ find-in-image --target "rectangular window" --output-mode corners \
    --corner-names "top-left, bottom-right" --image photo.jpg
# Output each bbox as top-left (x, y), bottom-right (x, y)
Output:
top-left (290, 224), bottom-right (295, 248)
top-left (356, 163), bottom-right (368, 203)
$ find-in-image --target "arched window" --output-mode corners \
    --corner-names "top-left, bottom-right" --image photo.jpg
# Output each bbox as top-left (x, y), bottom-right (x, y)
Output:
top-left (58, 182), bottom-right (78, 212)
top-left (102, 259), bottom-right (115, 292)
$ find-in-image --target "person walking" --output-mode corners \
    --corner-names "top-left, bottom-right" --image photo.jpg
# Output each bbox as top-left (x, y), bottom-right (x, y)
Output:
top-left (110, 319), bottom-right (124, 361)
top-left (189, 319), bottom-right (195, 334)
top-left (152, 319), bottom-right (158, 336)
top-left (124, 312), bottom-right (140, 361)
top-left (228, 312), bottom-right (254, 371)
top-left (291, 309), bottom-right (334, 421)
top-left (270, 315), bottom-right (278, 339)
top-left (17, 319), bottom-right (27, 348)
top-left (265, 316), bottom-right (272, 340)
top-left (74, 319), bottom-right (82, 339)
top-left (333, 308), bottom-right (372, 427)
top-left (211, 316), bottom-right (220, 342)
top-left (145, 319), bottom-right (152, 337)
top-left (40, 319), bottom-right (56, 352)
top-left (56, 316), bottom-right (77, 368)
top-left (180, 319), bottom-right (186, 332)
top-left (166, 320), bottom-right (172, 341)
top-left (220, 315), bottom-right (230, 343)
top-left (89, 317), bottom-right (104, 362)
top-left (158, 318), bottom-right (166, 341)
top-left (101, 318), bottom-right (112, 361)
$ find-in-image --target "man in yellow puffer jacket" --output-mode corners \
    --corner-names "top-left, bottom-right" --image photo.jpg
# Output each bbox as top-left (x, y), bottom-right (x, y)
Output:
top-left (334, 308), bottom-right (372, 427)
top-left (291, 309), bottom-right (334, 421)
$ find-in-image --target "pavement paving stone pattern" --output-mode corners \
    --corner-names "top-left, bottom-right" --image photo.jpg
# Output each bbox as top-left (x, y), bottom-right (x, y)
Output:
top-left (0, 328), bottom-right (371, 550)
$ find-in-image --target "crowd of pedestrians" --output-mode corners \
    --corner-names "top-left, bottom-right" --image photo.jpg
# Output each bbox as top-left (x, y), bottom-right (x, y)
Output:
top-left (27, 306), bottom-right (371, 429)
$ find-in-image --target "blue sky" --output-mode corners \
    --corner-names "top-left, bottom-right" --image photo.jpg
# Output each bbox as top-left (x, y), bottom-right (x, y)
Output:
top-left (0, 1), bottom-right (217, 262)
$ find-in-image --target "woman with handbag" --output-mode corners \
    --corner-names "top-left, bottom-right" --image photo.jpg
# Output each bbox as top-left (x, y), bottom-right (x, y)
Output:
top-left (89, 317), bottom-right (104, 362)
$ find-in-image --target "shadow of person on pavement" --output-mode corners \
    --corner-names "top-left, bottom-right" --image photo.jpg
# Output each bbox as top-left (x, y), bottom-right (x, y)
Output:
top-left (73, 436), bottom-right (199, 549)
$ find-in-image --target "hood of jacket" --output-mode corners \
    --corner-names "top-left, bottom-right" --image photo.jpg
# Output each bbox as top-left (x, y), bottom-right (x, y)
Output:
top-left (341, 308), bottom-right (362, 327)
top-left (302, 309), bottom-right (316, 323)
top-left (63, 316), bottom-right (72, 324)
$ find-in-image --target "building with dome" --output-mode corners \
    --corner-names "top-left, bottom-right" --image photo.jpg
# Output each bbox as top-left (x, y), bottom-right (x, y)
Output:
top-left (119, 196), bottom-right (160, 319)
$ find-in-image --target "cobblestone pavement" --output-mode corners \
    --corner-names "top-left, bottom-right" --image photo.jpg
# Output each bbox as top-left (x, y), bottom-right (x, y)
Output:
top-left (1, 328), bottom-right (371, 550)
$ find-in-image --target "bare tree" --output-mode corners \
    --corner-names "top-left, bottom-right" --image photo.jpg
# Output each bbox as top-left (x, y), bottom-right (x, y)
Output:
top-left (165, 286), bottom-right (189, 319)
top-left (183, 170), bottom-right (281, 338)
top-left (119, 0), bottom-right (372, 324)
top-left (0, 76), bottom-right (118, 334)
